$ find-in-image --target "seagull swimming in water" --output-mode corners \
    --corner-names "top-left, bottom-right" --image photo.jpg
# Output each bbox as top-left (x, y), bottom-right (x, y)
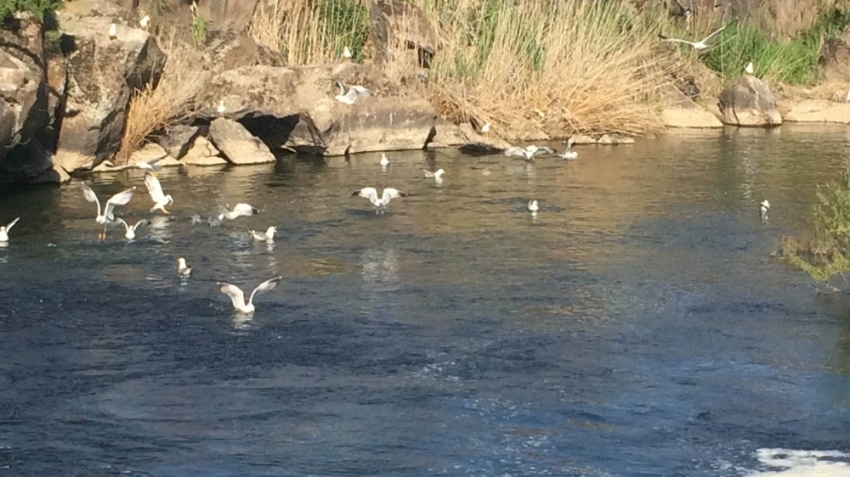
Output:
top-left (250, 226), bottom-right (277, 242)
top-left (219, 203), bottom-right (259, 221)
top-left (422, 168), bottom-right (445, 185)
top-left (176, 257), bottom-right (192, 277)
top-left (659, 24), bottom-right (726, 50)
top-left (0, 217), bottom-right (20, 243)
top-left (115, 218), bottom-right (147, 240)
top-left (527, 199), bottom-right (539, 213)
top-left (504, 145), bottom-right (555, 161)
top-left (352, 187), bottom-right (407, 214)
top-left (335, 81), bottom-right (371, 105)
top-left (380, 153), bottom-right (390, 171)
top-left (557, 138), bottom-right (578, 160)
top-left (217, 276), bottom-right (283, 315)
top-left (80, 183), bottom-right (136, 225)
top-left (760, 199), bottom-right (770, 221)
top-left (144, 172), bottom-right (174, 214)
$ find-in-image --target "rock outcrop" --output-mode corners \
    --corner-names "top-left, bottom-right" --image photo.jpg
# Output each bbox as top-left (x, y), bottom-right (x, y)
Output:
top-left (661, 89), bottom-right (723, 128)
top-left (53, 11), bottom-right (165, 173)
top-left (718, 76), bottom-right (782, 127)
top-left (182, 136), bottom-right (226, 166)
top-left (208, 118), bottom-right (276, 164)
top-left (818, 37), bottom-right (850, 83)
top-left (783, 99), bottom-right (850, 124)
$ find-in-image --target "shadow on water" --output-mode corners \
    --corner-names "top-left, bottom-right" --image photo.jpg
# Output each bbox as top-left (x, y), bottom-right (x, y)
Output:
top-left (2, 125), bottom-right (850, 475)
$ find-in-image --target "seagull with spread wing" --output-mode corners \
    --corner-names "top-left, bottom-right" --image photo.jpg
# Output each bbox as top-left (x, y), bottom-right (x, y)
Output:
top-left (217, 276), bottom-right (283, 314)
top-left (659, 25), bottom-right (727, 50)
top-left (352, 187), bottom-right (407, 214)
top-left (504, 145), bottom-right (555, 161)
top-left (80, 183), bottom-right (136, 225)
top-left (115, 218), bottom-right (147, 240)
top-left (144, 172), bottom-right (174, 214)
top-left (0, 217), bottom-right (20, 243)
top-left (218, 203), bottom-right (259, 221)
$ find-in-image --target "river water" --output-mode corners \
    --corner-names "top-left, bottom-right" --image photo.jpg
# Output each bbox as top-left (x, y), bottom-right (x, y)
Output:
top-left (2, 125), bottom-right (850, 476)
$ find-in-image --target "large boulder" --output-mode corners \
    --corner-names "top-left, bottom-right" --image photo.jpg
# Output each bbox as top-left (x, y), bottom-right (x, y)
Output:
top-left (208, 118), bottom-right (276, 165)
top-left (197, 63), bottom-right (443, 156)
top-left (817, 37), bottom-right (850, 82)
top-left (661, 88), bottom-right (723, 128)
top-left (783, 99), bottom-right (850, 124)
top-left (182, 136), bottom-right (227, 166)
top-left (364, 0), bottom-right (440, 69)
top-left (53, 12), bottom-right (165, 173)
top-left (718, 76), bottom-right (782, 127)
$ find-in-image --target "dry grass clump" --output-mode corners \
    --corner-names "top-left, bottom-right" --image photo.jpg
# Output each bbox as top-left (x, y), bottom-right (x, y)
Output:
top-left (116, 32), bottom-right (206, 164)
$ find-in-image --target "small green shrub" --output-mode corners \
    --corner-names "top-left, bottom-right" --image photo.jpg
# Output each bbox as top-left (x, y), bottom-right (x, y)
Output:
top-left (0, 0), bottom-right (62, 20)
top-left (190, 13), bottom-right (208, 48)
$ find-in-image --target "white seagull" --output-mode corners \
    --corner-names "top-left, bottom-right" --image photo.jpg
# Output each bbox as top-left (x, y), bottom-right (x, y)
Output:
top-left (176, 257), bottom-right (192, 277)
top-left (216, 99), bottom-right (226, 117)
top-left (139, 15), bottom-right (150, 29)
top-left (558, 137), bottom-right (578, 160)
top-left (335, 81), bottom-right (371, 105)
top-left (527, 199), bottom-right (539, 213)
top-left (115, 218), bottom-right (147, 240)
top-left (217, 276), bottom-right (283, 314)
top-left (0, 217), bottom-right (20, 243)
top-left (80, 183), bottom-right (136, 225)
top-left (760, 199), bottom-right (770, 221)
top-left (352, 187), bottom-right (407, 214)
top-left (659, 25), bottom-right (726, 50)
top-left (218, 203), bottom-right (259, 221)
top-left (108, 23), bottom-right (117, 39)
top-left (380, 153), bottom-right (390, 171)
top-left (250, 226), bottom-right (277, 242)
top-left (422, 168), bottom-right (445, 179)
top-left (343, 46), bottom-right (352, 60)
top-left (504, 145), bottom-right (555, 161)
top-left (144, 172), bottom-right (174, 214)
top-left (135, 154), bottom-right (168, 173)
top-left (481, 123), bottom-right (491, 134)
top-left (745, 62), bottom-right (754, 75)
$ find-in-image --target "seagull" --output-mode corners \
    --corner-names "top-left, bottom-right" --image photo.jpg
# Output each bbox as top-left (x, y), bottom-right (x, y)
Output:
top-left (218, 203), bottom-right (259, 220)
top-left (557, 138), bottom-right (578, 160)
top-left (845, 89), bottom-right (850, 102)
top-left (335, 81), bottom-right (371, 105)
top-left (527, 199), bottom-right (539, 213)
top-left (108, 23), bottom-right (117, 39)
top-left (481, 123), bottom-right (491, 134)
top-left (504, 145), bottom-right (555, 161)
top-left (217, 276), bottom-right (283, 315)
top-left (760, 199), bottom-right (770, 221)
top-left (745, 62), bottom-right (754, 75)
top-left (422, 168), bottom-right (445, 179)
top-left (80, 183), bottom-right (136, 225)
top-left (659, 25), bottom-right (727, 50)
top-left (0, 217), bottom-right (20, 243)
top-left (250, 226), bottom-right (277, 242)
top-left (144, 172), bottom-right (174, 214)
top-left (216, 100), bottom-right (226, 117)
top-left (139, 15), bottom-right (150, 29)
top-left (380, 153), bottom-right (390, 171)
top-left (135, 154), bottom-right (168, 174)
top-left (176, 257), bottom-right (192, 277)
top-left (352, 187), bottom-right (407, 214)
top-left (343, 46), bottom-right (352, 60)
top-left (115, 218), bottom-right (147, 240)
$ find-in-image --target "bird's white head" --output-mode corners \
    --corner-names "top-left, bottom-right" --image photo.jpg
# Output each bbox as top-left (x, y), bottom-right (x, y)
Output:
top-left (177, 257), bottom-right (187, 269)
top-left (266, 226), bottom-right (277, 238)
top-left (380, 154), bottom-right (389, 166)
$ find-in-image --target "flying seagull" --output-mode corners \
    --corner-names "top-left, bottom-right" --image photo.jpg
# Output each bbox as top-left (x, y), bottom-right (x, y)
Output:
top-left (217, 276), bottom-right (283, 314)
top-left (176, 257), bottom-right (192, 277)
top-left (250, 226), bottom-right (277, 242)
top-left (135, 154), bottom-right (168, 173)
top-left (504, 145), bottom-right (555, 161)
top-left (144, 172), bottom-right (174, 214)
top-left (659, 25), bottom-right (727, 50)
top-left (335, 81), bottom-right (371, 105)
top-left (80, 183), bottom-right (136, 225)
top-left (0, 217), bottom-right (20, 243)
top-left (352, 187), bottom-right (407, 214)
top-left (218, 203), bottom-right (259, 221)
top-left (115, 218), bottom-right (147, 240)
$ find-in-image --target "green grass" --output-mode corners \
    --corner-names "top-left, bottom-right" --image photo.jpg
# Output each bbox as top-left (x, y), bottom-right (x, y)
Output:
top-left (0, 0), bottom-right (62, 20)
top-left (315, 0), bottom-right (369, 62)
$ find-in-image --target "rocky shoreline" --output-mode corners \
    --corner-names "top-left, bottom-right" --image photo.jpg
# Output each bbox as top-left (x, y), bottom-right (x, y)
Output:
top-left (2, 0), bottom-right (850, 186)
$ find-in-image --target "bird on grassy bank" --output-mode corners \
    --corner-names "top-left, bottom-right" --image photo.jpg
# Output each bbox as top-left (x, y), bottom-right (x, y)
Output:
top-left (335, 81), bottom-right (371, 105)
top-left (760, 199), bottom-right (770, 222)
top-left (343, 46), bottom-right (352, 60)
top-left (218, 203), bottom-right (259, 221)
top-left (504, 145), bottom-right (555, 161)
top-left (177, 257), bottom-right (192, 277)
top-left (527, 199), bottom-right (539, 213)
top-left (353, 187), bottom-right (407, 214)
top-left (144, 172), bottom-right (174, 214)
top-left (81, 183), bottom-right (136, 225)
top-left (745, 62), bottom-right (754, 75)
top-left (557, 137), bottom-right (578, 160)
top-left (250, 226), bottom-right (277, 242)
top-left (0, 217), bottom-right (20, 243)
top-left (217, 276), bottom-right (283, 315)
top-left (659, 25), bottom-right (726, 51)
top-left (115, 218), bottom-right (147, 240)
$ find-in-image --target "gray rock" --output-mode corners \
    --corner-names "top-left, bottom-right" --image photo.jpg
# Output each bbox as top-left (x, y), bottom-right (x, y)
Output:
top-left (182, 136), bottom-right (227, 166)
top-left (158, 125), bottom-right (201, 159)
top-left (718, 76), bottom-right (782, 127)
top-left (208, 118), bottom-right (276, 165)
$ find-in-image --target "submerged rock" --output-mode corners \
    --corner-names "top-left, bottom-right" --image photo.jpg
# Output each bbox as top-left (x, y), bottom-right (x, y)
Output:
top-left (718, 76), bottom-right (782, 127)
top-left (208, 118), bottom-right (276, 165)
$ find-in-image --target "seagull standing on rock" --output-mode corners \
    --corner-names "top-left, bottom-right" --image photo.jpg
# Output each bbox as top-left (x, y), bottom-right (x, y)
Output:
top-left (139, 15), bottom-right (150, 30)
top-left (760, 199), bottom-right (770, 222)
top-left (216, 100), bottom-right (226, 117)
top-left (745, 62), bottom-right (754, 75)
top-left (108, 23), bottom-right (117, 39)
top-left (0, 217), bottom-right (20, 243)
top-left (335, 81), bottom-right (371, 105)
top-left (343, 46), bottom-right (352, 60)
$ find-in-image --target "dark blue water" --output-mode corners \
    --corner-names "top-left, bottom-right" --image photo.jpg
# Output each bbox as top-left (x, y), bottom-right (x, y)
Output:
top-left (2, 125), bottom-right (850, 476)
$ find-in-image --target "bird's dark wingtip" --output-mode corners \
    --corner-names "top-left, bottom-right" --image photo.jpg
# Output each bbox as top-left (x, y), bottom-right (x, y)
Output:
top-left (351, 190), bottom-right (361, 196)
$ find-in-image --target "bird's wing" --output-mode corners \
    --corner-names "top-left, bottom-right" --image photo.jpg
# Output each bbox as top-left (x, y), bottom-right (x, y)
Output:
top-left (503, 147), bottom-right (525, 157)
top-left (533, 147), bottom-right (556, 156)
top-left (355, 187), bottom-right (378, 202)
top-left (103, 187), bottom-right (135, 221)
top-left (661, 38), bottom-right (695, 46)
top-left (144, 173), bottom-right (166, 203)
top-left (422, 168), bottom-right (435, 177)
top-left (350, 85), bottom-right (371, 97)
top-left (336, 81), bottom-right (346, 95)
top-left (249, 230), bottom-right (264, 240)
top-left (146, 154), bottom-right (168, 166)
top-left (133, 219), bottom-right (148, 230)
top-left (343, 88), bottom-right (360, 102)
top-left (248, 276), bottom-right (283, 306)
top-left (218, 282), bottom-right (247, 310)
top-left (233, 203), bottom-right (257, 216)
top-left (6, 217), bottom-right (20, 231)
top-left (383, 188), bottom-right (405, 200)
top-left (702, 24), bottom-right (727, 42)
top-left (81, 183), bottom-right (101, 215)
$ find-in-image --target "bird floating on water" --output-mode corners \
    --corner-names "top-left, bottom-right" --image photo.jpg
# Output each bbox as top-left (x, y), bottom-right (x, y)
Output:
top-left (108, 23), bottom-right (117, 39)
top-left (527, 199), bottom-right (539, 213)
top-left (380, 153), bottom-right (390, 171)
top-left (422, 168), bottom-right (445, 185)
top-left (217, 276), bottom-right (283, 314)
top-left (504, 145), bottom-right (555, 161)
top-left (0, 217), bottom-right (20, 243)
top-left (659, 25), bottom-right (726, 50)
top-left (115, 218), bottom-right (147, 240)
top-left (219, 203), bottom-right (259, 221)
top-left (139, 15), bottom-right (150, 29)
top-left (557, 137), bottom-right (577, 160)
top-left (335, 81), bottom-right (371, 105)
top-left (250, 226), bottom-right (277, 242)
top-left (177, 257), bottom-right (192, 277)
top-left (144, 172), bottom-right (174, 214)
top-left (760, 199), bottom-right (770, 221)
top-left (80, 183), bottom-right (136, 225)
top-left (352, 187), bottom-right (407, 214)
top-left (745, 62), bottom-right (754, 75)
